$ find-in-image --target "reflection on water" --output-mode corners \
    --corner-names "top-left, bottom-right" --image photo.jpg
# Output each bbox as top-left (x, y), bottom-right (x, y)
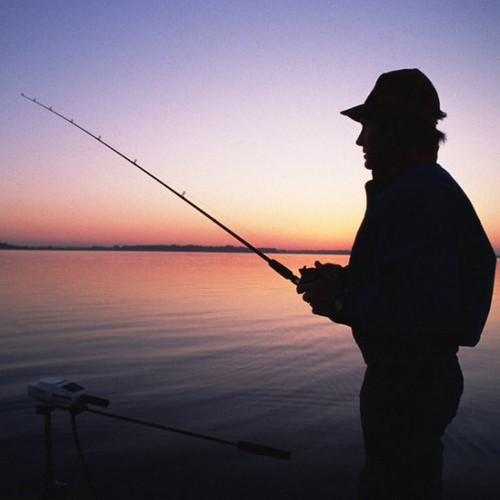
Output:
top-left (0, 251), bottom-right (499, 499)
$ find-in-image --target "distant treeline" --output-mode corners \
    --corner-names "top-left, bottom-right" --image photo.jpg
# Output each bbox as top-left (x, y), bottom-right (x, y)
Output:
top-left (0, 241), bottom-right (350, 255)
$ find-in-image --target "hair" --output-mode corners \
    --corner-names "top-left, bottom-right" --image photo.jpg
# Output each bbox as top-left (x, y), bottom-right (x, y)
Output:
top-left (373, 109), bottom-right (446, 152)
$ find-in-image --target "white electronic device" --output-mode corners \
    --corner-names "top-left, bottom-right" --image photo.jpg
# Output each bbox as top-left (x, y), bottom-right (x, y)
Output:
top-left (28, 376), bottom-right (109, 407)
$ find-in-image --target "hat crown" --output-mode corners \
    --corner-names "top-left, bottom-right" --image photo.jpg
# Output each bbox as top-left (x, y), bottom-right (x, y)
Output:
top-left (366, 69), bottom-right (442, 120)
top-left (341, 68), bottom-right (445, 123)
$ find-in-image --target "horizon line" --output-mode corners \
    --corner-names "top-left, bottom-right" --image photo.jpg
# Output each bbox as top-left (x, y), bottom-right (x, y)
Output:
top-left (0, 241), bottom-right (351, 255)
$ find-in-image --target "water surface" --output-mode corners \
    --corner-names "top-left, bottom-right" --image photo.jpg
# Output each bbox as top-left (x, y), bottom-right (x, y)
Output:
top-left (1, 251), bottom-right (499, 499)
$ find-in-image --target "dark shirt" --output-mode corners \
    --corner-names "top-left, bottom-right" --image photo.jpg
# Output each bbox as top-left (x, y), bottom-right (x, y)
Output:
top-left (337, 162), bottom-right (496, 366)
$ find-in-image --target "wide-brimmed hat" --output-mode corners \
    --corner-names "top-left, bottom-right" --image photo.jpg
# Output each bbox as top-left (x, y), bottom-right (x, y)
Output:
top-left (341, 69), bottom-right (446, 124)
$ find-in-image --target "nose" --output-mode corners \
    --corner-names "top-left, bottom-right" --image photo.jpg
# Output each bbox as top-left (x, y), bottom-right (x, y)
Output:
top-left (356, 128), bottom-right (364, 147)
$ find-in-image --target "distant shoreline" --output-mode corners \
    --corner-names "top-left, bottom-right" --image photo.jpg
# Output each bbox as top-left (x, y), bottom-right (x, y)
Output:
top-left (0, 241), bottom-right (350, 255)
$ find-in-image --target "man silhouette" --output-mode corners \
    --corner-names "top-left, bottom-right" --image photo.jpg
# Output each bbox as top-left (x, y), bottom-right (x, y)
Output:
top-left (297, 69), bottom-right (496, 499)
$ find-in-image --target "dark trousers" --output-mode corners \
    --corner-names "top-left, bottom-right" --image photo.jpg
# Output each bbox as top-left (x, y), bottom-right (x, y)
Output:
top-left (357, 357), bottom-right (463, 500)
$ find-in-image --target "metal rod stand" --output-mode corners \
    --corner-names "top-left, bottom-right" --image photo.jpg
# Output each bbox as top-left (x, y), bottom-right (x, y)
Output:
top-left (36, 403), bottom-right (66, 499)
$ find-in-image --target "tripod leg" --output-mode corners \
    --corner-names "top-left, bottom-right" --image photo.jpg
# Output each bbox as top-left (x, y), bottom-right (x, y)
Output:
top-left (36, 404), bottom-right (65, 497)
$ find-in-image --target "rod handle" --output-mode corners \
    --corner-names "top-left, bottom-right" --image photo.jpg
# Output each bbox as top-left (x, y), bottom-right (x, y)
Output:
top-left (236, 440), bottom-right (291, 461)
top-left (268, 259), bottom-right (300, 285)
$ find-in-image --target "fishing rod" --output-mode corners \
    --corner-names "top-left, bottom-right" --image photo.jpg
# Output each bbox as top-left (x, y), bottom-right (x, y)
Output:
top-left (21, 93), bottom-right (306, 285)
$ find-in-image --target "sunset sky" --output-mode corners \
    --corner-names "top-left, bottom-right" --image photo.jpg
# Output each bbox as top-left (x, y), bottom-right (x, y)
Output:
top-left (2, 1), bottom-right (500, 252)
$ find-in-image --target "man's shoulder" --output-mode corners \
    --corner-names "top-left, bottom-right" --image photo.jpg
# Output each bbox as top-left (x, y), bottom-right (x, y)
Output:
top-left (399, 162), bottom-right (455, 187)
top-left (389, 162), bottom-right (464, 201)
top-left (371, 162), bottom-right (472, 224)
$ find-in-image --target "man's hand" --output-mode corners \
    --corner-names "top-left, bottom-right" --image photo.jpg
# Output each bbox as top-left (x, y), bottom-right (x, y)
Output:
top-left (296, 261), bottom-right (345, 318)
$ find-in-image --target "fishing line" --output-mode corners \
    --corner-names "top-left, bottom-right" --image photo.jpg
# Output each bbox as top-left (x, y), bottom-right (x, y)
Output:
top-left (0, 94), bottom-right (22, 116)
top-left (21, 93), bottom-right (303, 285)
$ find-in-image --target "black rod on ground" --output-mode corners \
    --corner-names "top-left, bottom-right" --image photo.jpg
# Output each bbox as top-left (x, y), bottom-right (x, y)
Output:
top-left (85, 407), bottom-right (291, 461)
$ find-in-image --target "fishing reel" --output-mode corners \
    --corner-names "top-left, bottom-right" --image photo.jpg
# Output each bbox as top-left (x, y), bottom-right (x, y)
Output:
top-left (298, 266), bottom-right (323, 284)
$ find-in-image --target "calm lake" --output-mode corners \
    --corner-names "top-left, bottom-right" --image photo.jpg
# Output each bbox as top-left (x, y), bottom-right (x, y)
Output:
top-left (1, 250), bottom-right (499, 499)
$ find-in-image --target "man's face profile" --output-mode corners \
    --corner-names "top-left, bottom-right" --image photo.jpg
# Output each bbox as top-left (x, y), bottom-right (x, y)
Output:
top-left (356, 117), bottom-right (391, 171)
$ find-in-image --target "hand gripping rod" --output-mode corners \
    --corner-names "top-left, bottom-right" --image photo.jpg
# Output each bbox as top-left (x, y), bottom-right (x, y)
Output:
top-left (21, 93), bottom-right (300, 285)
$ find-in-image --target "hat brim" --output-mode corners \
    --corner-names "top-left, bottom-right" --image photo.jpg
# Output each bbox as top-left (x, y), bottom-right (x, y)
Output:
top-left (340, 104), bottom-right (365, 122)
